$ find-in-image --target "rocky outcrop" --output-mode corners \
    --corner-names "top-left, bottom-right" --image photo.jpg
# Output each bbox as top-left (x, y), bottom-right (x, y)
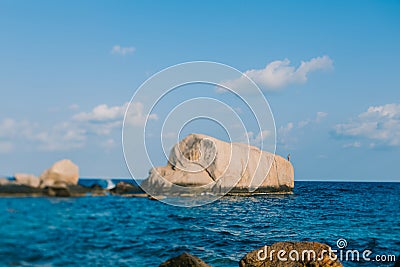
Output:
top-left (0, 184), bottom-right (43, 196)
top-left (14, 173), bottom-right (40, 188)
top-left (110, 182), bottom-right (146, 196)
top-left (239, 242), bottom-right (343, 267)
top-left (40, 159), bottom-right (79, 188)
top-left (159, 252), bottom-right (211, 267)
top-left (141, 134), bottom-right (294, 196)
top-left (0, 182), bottom-right (106, 197)
top-left (43, 184), bottom-right (106, 197)
top-left (0, 160), bottom-right (115, 197)
top-left (0, 178), bottom-right (11, 186)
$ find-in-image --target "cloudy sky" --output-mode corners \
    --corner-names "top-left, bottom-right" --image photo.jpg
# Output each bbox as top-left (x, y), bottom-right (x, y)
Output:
top-left (1, 1), bottom-right (399, 181)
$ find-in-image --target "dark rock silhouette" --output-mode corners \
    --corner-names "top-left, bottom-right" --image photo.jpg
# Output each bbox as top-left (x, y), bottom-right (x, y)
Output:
top-left (110, 181), bottom-right (145, 195)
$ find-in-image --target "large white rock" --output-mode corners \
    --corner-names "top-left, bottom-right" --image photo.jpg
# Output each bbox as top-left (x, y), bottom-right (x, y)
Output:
top-left (141, 134), bottom-right (294, 195)
top-left (39, 159), bottom-right (79, 188)
top-left (14, 173), bottom-right (40, 188)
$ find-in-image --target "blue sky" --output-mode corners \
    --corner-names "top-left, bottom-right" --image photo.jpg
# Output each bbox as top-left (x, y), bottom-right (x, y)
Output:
top-left (0, 1), bottom-right (399, 181)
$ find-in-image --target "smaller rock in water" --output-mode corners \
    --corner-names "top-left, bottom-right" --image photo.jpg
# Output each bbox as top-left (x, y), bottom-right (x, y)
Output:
top-left (40, 159), bottom-right (79, 188)
top-left (159, 252), bottom-right (211, 267)
top-left (240, 241), bottom-right (343, 267)
top-left (0, 184), bottom-right (43, 196)
top-left (43, 186), bottom-right (71, 197)
top-left (0, 178), bottom-right (11, 186)
top-left (110, 181), bottom-right (144, 195)
top-left (14, 173), bottom-right (40, 188)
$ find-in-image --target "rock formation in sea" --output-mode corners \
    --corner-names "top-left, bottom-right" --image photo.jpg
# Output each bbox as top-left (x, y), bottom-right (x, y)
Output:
top-left (239, 241), bottom-right (343, 267)
top-left (14, 173), bottom-right (40, 188)
top-left (141, 133), bottom-right (294, 196)
top-left (0, 177), bottom-right (11, 186)
top-left (39, 159), bottom-right (79, 188)
top-left (110, 181), bottom-right (146, 196)
top-left (0, 159), bottom-right (106, 197)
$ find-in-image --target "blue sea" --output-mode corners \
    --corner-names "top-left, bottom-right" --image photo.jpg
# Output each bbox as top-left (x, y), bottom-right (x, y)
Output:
top-left (0, 181), bottom-right (399, 266)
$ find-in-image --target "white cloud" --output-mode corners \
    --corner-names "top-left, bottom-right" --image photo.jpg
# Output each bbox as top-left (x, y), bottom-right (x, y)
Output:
top-left (297, 119), bottom-right (310, 128)
top-left (335, 103), bottom-right (400, 147)
top-left (316, 111), bottom-right (328, 122)
top-left (74, 102), bottom-right (157, 127)
top-left (111, 45), bottom-right (135, 56)
top-left (73, 103), bottom-right (129, 122)
top-left (69, 104), bottom-right (80, 110)
top-left (34, 123), bottom-right (87, 151)
top-left (221, 55), bottom-right (333, 92)
top-left (278, 122), bottom-right (294, 148)
top-left (162, 132), bottom-right (178, 139)
top-left (125, 102), bottom-right (158, 126)
top-left (72, 103), bottom-right (131, 136)
top-left (343, 141), bottom-right (362, 148)
top-left (0, 101), bottom-right (159, 152)
top-left (245, 130), bottom-right (272, 147)
top-left (101, 138), bottom-right (117, 150)
top-left (279, 122), bottom-right (294, 135)
top-left (0, 141), bottom-right (13, 153)
top-left (0, 118), bottom-right (38, 140)
top-left (278, 111), bottom-right (328, 148)
top-left (0, 119), bottom-right (86, 152)
top-left (0, 118), bottom-right (17, 138)
top-left (298, 111), bottom-right (328, 128)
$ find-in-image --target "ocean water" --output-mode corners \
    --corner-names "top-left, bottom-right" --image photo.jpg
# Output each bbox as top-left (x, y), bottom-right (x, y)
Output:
top-left (0, 181), bottom-right (399, 267)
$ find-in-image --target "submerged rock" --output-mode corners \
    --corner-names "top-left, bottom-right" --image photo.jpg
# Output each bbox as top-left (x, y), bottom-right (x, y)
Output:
top-left (110, 181), bottom-right (145, 196)
top-left (0, 183), bottom-right (105, 197)
top-left (40, 159), bottom-right (79, 188)
top-left (159, 252), bottom-right (211, 267)
top-left (141, 134), bottom-right (294, 196)
top-left (0, 184), bottom-right (43, 196)
top-left (240, 241), bottom-right (343, 267)
top-left (43, 185), bottom-right (71, 197)
top-left (43, 184), bottom-right (99, 197)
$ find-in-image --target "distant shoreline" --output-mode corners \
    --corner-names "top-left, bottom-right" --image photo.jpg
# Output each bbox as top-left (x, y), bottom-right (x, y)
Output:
top-left (2, 176), bottom-right (399, 183)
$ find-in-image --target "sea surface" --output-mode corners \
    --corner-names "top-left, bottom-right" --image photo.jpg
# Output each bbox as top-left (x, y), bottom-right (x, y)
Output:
top-left (0, 181), bottom-right (399, 267)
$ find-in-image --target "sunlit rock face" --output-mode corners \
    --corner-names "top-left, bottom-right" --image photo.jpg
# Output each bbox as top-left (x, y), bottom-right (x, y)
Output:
top-left (39, 159), bottom-right (79, 188)
top-left (141, 134), bottom-right (294, 196)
